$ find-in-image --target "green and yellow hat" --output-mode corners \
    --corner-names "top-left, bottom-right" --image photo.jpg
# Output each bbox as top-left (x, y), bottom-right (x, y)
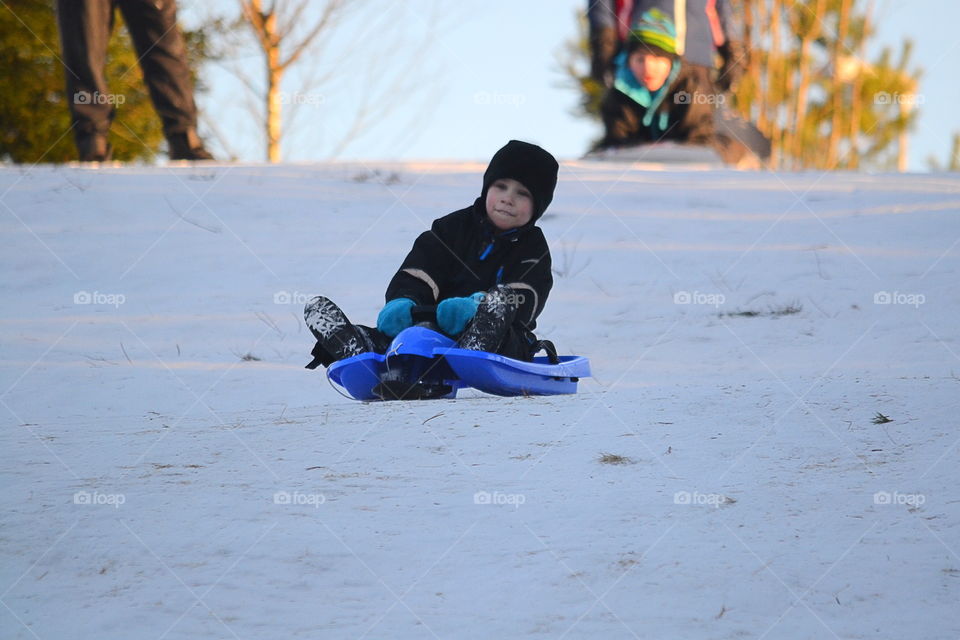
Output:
top-left (627, 8), bottom-right (679, 57)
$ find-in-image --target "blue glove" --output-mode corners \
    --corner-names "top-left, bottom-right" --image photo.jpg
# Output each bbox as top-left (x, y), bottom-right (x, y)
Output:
top-left (437, 293), bottom-right (485, 336)
top-left (377, 298), bottom-right (415, 337)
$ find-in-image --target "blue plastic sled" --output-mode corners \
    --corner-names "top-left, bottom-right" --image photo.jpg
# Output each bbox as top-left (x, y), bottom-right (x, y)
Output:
top-left (326, 326), bottom-right (591, 401)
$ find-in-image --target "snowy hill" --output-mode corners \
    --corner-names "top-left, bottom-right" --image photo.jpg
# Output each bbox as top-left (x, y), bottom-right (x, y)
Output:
top-left (1, 161), bottom-right (958, 639)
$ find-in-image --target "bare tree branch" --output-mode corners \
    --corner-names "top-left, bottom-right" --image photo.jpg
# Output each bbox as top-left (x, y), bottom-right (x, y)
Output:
top-left (227, 0), bottom-right (449, 161)
top-left (279, 0), bottom-right (345, 71)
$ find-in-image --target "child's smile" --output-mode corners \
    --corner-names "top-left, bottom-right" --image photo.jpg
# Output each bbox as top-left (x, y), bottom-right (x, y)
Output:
top-left (485, 178), bottom-right (534, 231)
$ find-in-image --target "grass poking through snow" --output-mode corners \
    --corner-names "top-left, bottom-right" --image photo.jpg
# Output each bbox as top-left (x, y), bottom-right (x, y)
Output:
top-left (598, 453), bottom-right (634, 465)
top-left (721, 301), bottom-right (803, 318)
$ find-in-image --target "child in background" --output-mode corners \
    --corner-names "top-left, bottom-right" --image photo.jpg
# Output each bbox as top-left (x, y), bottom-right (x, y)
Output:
top-left (304, 140), bottom-right (559, 372)
top-left (597, 9), bottom-right (749, 164)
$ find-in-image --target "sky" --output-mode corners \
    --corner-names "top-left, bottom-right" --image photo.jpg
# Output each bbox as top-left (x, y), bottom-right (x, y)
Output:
top-left (179, 0), bottom-right (960, 171)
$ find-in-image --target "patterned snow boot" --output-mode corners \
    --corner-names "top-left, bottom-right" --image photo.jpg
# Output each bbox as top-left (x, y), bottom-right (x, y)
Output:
top-left (304, 296), bottom-right (372, 363)
top-left (458, 285), bottom-right (520, 352)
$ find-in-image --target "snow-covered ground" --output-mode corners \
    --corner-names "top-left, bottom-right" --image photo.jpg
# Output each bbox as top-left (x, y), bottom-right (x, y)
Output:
top-left (1, 160), bottom-right (958, 639)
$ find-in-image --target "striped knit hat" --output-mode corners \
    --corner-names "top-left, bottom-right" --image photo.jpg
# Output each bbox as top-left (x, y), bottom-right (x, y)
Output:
top-left (627, 8), bottom-right (679, 58)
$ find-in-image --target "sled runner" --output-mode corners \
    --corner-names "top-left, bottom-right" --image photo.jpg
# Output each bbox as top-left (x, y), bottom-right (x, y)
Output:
top-left (326, 326), bottom-right (591, 401)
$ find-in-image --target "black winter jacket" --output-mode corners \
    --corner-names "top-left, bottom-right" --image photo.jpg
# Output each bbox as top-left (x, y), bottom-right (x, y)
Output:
top-left (384, 199), bottom-right (552, 333)
top-left (600, 63), bottom-right (716, 148)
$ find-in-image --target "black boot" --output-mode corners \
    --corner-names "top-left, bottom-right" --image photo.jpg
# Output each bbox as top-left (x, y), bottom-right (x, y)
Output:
top-left (372, 362), bottom-right (453, 401)
top-left (458, 286), bottom-right (520, 352)
top-left (76, 133), bottom-right (112, 162)
top-left (304, 296), bottom-right (371, 363)
top-left (167, 128), bottom-right (214, 160)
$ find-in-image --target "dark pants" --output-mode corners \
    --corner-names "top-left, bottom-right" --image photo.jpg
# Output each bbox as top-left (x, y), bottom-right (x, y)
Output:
top-left (56, 0), bottom-right (198, 139)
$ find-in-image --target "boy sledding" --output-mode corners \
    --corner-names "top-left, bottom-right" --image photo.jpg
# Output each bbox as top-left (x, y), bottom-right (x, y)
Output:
top-left (303, 140), bottom-right (590, 400)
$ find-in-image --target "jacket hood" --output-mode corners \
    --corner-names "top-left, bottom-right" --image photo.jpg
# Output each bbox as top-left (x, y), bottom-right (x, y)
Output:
top-left (480, 140), bottom-right (559, 222)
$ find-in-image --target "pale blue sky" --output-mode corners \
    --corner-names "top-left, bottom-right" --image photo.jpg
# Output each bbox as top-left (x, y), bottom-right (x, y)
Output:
top-left (180, 0), bottom-right (959, 170)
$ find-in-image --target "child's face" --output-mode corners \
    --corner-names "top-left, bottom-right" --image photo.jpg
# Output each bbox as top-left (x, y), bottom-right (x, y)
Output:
top-left (628, 50), bottom-right (672, 91)
top-left (485, 178), bottom-right (534, 231)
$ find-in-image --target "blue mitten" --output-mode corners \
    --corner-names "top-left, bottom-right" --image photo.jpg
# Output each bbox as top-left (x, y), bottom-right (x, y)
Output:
top-left (437, 292), bottom-right (485, 336)
top-left (377, 298), bottom-right (415, 337)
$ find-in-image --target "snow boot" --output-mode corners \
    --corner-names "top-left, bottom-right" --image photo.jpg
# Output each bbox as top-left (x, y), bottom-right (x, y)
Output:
top-left (372, 362), bottom-right (452, 401)
top-left (167, 128), bottom-right (214, 161)
top-left (304, 296), bottom-right (372, 363)
top-left (76, 133), bottom-right (112, 162)
top-left (458, 285), bottom-right (520, 352)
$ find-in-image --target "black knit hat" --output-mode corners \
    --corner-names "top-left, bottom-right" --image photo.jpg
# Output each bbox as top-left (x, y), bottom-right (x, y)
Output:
top-left (481, 140), bottom-right (559, 222)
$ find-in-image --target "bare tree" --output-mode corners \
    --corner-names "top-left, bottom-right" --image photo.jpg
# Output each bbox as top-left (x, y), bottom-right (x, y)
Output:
top-left (238, 0), bottom-right (346, 162)
top-left (562, 0), bottom-right (922, 170)
top-left (786, 0), bottom-right (825, 168)
top-left (225, 1), bottom-right (448, 162)
top-left (826, 0), bottom-right (852, 168)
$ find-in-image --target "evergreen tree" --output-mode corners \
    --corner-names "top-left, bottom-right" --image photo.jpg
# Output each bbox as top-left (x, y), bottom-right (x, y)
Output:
top-left (561, 0), bottom-right (923, 170)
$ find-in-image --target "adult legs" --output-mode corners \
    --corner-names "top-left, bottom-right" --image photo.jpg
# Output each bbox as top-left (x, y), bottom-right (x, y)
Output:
top-left (117, 0), bottom-right (212, 159)
top-left (56, 0), bottom-right (115, 160)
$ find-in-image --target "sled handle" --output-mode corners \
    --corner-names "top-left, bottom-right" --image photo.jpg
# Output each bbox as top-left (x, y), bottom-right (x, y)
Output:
top-left (531, 339), bottom-right (561, 365)
top-left (410, 304), bottom-right (438, 325)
